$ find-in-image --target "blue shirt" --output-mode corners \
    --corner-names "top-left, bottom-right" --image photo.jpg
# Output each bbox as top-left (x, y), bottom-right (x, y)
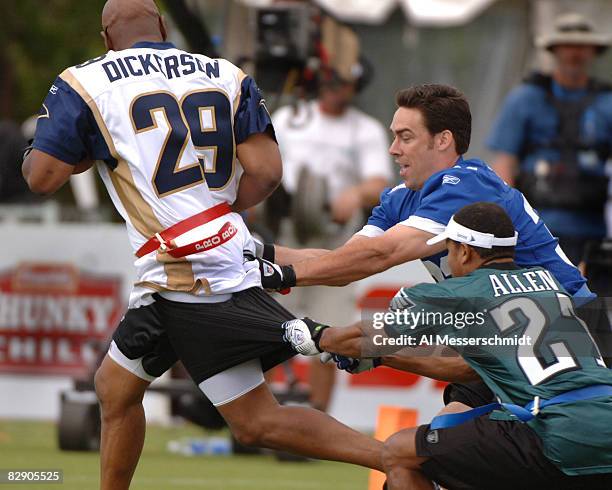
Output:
top-left (366, 157), bottom-right (592, 300)
top-left (486, 79), bottom-right (612, 237)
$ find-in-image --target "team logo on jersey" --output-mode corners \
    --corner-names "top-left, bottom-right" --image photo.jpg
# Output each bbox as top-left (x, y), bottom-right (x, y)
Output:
top-left (49, 85), bottom-right (59, 95)
top-left (259, 98), bottom-right (271, 118)
top-left (442, 175), bottom-right (461, 185)
top-left (426, 430), bottom-right (439, 444)
top-left (38, 103), bottom-right (50, 120)
top-left (390, 289), bottom-right (416, 311)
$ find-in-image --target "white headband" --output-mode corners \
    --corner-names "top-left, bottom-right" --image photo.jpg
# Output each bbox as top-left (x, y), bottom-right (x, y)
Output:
top-left (426, 216), bottom-right (518, 249)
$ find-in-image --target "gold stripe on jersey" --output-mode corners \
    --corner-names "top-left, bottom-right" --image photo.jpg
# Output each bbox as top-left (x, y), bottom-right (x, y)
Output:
top-left (59, 69), bottom-right (161, 239)
top-left (59, 68), bottom-right (197, 292)
top-left (165, 261), bottom-right (199, 292)
top-left (136, 277), bottom-right (212, 295)
top-left (233, 69), bottom-right (248, 117)
top-left (109, 160), bottom-right (163, 239)
top-left (154, 249), bottom-right (199, 292)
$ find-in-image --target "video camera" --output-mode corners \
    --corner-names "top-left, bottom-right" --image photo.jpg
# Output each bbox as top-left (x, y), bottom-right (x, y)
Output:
top-left (251, 2), bottom-right (371, 95)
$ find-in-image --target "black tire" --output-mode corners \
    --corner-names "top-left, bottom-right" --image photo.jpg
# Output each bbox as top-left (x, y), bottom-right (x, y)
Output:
top-left (57, 391), bottom-right (101, 451)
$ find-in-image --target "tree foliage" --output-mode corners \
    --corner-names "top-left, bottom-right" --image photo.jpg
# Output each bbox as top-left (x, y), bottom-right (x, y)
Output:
top-left (0, 0), bottom-right (107, 121)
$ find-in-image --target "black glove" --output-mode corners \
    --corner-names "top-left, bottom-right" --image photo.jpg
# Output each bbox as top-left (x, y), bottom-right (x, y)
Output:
top-left (330, 354), bottom-right (382, 374)
top-left (257, 258), bottom-right (296, 292)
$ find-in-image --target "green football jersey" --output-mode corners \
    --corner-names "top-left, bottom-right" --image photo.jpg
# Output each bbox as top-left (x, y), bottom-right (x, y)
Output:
top-left (388, 262), bottom-right (612, 476)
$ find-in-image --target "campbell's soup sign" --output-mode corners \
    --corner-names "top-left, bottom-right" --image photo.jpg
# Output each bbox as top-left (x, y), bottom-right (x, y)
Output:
top-left (0, 263), bottom-right (123, 375)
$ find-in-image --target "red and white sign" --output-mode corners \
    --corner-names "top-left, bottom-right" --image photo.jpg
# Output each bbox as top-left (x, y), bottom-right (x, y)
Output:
top-left (0, 262), bottom-right (124, 376)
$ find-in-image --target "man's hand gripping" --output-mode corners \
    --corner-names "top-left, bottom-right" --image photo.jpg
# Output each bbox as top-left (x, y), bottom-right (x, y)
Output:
top-left (282, 318), bottom-right (329, 356)
top-left (257, 258), bottom-right (296, 294)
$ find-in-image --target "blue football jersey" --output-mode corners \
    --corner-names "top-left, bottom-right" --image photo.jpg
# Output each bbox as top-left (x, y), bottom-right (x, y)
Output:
top-left (363, 157), bottom-right (591, 299)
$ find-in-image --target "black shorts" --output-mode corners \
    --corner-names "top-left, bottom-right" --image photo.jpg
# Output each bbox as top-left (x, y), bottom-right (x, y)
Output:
top-left (443, 380), bottom-right (495, 407)
top-left (416, 415), bottom-right (612, 490)
top-left (112, 287), bottom-right (296, 384)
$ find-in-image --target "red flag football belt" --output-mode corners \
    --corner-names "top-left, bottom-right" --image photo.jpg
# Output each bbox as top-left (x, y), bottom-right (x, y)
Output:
top-left (136, 202), bottom-right (234, 258)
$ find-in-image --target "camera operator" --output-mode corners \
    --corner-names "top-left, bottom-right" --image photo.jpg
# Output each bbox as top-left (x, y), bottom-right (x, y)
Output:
top-left (487, 12), bottom-right (612, 265)
top-left (271, 17), bottom-right (393, 411)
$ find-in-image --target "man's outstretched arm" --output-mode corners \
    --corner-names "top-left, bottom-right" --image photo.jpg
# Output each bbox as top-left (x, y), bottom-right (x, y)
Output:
top-left (272, 233), bottom-right (370, 266)
top-left (292, 224), bottom-right (444, 286)
top-left (317, 324), bottom-right (479, 383)
top-left (273, 245), bottom-right (329, 265)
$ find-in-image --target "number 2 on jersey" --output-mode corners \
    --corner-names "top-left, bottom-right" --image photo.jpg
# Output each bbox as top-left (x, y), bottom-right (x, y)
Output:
top-left (130, 90), bottom-right (234, 197)
top-left (490, 294), bottom-right (605, 385)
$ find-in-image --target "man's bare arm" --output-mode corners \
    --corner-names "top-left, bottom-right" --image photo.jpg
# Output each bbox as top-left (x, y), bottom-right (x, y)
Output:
top-left (274, 245), bottom-right (329, 265)
top-left (490, 152), bottom-right (519, 187)
top-left (23, 149), bottom-right (91, 196)
top-left (273, 233), bottom-right (368, 266)
top-left (318, 325), bottom-right (479, 383)
top-left (318, 324), bottom-right (364, 358)
top-left (292, 224), bottom-right (445, 286)
top-left (232, 132), bottom-right (282, 212)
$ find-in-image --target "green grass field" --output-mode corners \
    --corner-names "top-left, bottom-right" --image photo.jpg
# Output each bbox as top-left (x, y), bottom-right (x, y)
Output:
top-left (0, 420), bottom-right (369, 489)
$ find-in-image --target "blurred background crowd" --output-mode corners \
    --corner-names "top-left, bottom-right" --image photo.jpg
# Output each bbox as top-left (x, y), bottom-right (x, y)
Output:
top-left (3, 0), bottom-right (612, 250)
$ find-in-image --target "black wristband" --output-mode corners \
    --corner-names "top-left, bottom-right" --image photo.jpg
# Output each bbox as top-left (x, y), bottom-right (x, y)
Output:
top-left (262, 243), bottom-right (275, 262)
top-left (312, 325), bottom-right (329, 352)
top-left (301, 317), bottom-right (329, 352)
top-left (281, 264), bottom-right (297, 288)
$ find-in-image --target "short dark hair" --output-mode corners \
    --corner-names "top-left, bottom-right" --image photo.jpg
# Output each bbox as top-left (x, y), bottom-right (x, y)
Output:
top-left (395, 84), bottom-right (471, 154)
top-left (453, 202), bottom-right (515, 261)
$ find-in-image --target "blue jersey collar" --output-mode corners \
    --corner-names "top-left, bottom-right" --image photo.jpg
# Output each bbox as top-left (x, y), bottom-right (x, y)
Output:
top-left (130, 41), bottom-right (176, 50)
top-left (421, 155), bottom-right (467, 186)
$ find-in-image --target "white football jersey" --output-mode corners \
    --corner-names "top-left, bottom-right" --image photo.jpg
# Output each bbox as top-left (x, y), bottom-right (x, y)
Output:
top-left (34, 42), bottom-right (273, 305)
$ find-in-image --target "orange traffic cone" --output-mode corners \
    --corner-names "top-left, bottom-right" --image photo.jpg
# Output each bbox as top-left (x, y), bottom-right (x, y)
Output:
top-left (368, 406), bottom-right (418, 490)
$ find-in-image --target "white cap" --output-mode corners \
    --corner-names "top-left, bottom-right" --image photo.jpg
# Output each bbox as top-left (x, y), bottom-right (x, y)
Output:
top-left (426, 216), bottom-right (518, 249)
top-left (536, 12), bottom-right (611, 54)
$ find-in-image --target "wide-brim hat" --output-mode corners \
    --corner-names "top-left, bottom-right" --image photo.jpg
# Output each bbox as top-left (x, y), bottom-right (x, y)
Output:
top-left (535, 12), bottom-right (611, 55)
